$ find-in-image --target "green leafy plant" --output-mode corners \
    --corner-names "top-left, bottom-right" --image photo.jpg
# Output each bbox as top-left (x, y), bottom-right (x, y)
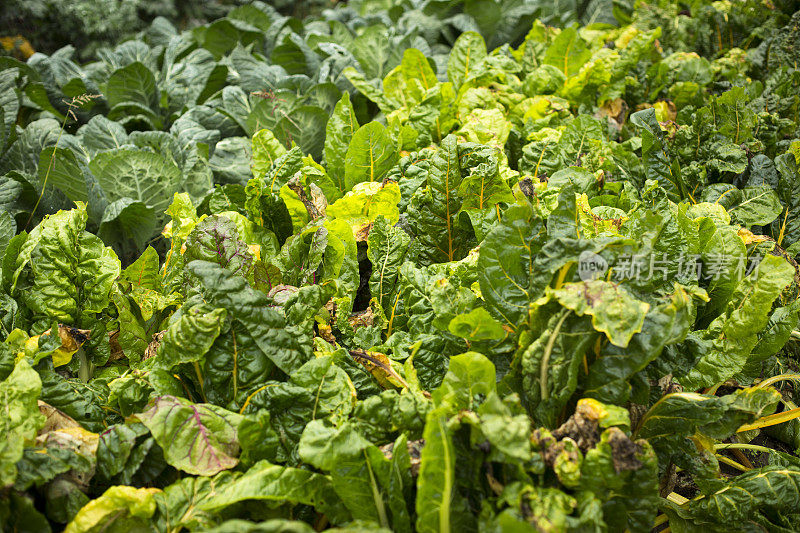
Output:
top-left (2, 1), bottom-right (800, 531)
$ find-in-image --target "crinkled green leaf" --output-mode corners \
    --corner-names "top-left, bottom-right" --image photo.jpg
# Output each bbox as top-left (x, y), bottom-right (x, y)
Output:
top-left (0, 359), bottom-right (45, 487)
top-left (188, 260), bottom-right (309, 375)
top-left (477, 202), bottom-right (546, 330)
top-left (546, 280), bottom-right (650, 348)
top-left (679, 254), bottom-right (794, 389)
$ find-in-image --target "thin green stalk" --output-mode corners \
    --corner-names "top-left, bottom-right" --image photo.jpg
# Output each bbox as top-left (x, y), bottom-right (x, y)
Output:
top-left (714, 443), bottom-right (775, 454)
top-left (25, 108), bottom-right (71, 230)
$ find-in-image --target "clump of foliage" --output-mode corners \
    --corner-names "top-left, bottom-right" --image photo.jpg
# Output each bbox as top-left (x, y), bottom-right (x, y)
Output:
top-left (0, 0), bottom-right (241, 60)
top-left (2, 0), bottom-right (800, 532)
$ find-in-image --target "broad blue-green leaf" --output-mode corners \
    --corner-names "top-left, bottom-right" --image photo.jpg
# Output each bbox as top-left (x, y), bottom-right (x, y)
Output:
top-left (97, 198), bottom-right (157, 254)
top-left (37, 147), bottom-right (88, 202)
top-left (209, 137), bottom-right (252, 185)
top-left (105, 61), bottom-right (159, 112)
top-left (89, 149), bottom-right (181, 217)
top-left (76, 115), bottom-right (129, 157)
top-left (0, 210), bottom-right (15, 255)
top-left (269, 105), bottom-right (328, 161)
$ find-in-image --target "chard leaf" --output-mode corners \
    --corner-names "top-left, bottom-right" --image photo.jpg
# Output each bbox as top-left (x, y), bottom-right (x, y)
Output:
top-left (185, 214), bottom-right (254, 278)
top-left (344, 122), bottom-right (398, 191)
top-left (715, 87), bottom-right (757, 145)
top-left (298, 420), bottom-right (391, 527)
top-left (717, 185), bottom-right (784, 227)
top-left (448, 307), bottom-right (506, 342)
top-left (154, 307), bottom-right (226, 369)
top-left (250, 128), bottom-right (286, 180)
top-left (415, 407), bottom-right (470, 533)
top-left (678, 254), bottom-right (794, 389)
top-left (432, 351), bottom-right (496, 412)
top-left (675, 466), bottom-right (800, 526)
top-left (457, 143), bottom-right (514, 210)
top-left (367, 214), bottom-right (411, 313)
top-left (0, 210), bottom-right (15, 255)
top-left (133, 395), bottom-right (243, 476)
top-left (519, 307), bottom-right (598, 426)
top-left (584, 286), bottom-right (694, 403)
top-left (447, 32), bottom-right (487, 90)
top-left (406, 134), bottom-right (473, 264)
top-left (241, 356), bottom-right (356, 460)
top-left (0, 359), bottom-right (45, 487)
top-left (477, 202), bottom-right (547, 330)
top-left (631, 108), bottom-right (685, 201)
top-left (543, 27), bottom-right (591, 77)
top-left (64, 486), bottom-right (159, 533)
top-left (187, 260), bottom-right (309, 375)
top-left (325, 92), bottom-right (358, 195)
top-left (636, 387), bottom-right (781, 468)
top-left (546, 280), bottom-right (650, 348)
top-left (16, 205), bottom-right (120, 330)
top-left (196, 460), bottom-right (350, 524)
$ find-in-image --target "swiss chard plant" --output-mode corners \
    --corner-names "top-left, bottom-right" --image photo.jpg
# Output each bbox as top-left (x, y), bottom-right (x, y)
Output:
top-left (2, 0), bottom-right (800, 531)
